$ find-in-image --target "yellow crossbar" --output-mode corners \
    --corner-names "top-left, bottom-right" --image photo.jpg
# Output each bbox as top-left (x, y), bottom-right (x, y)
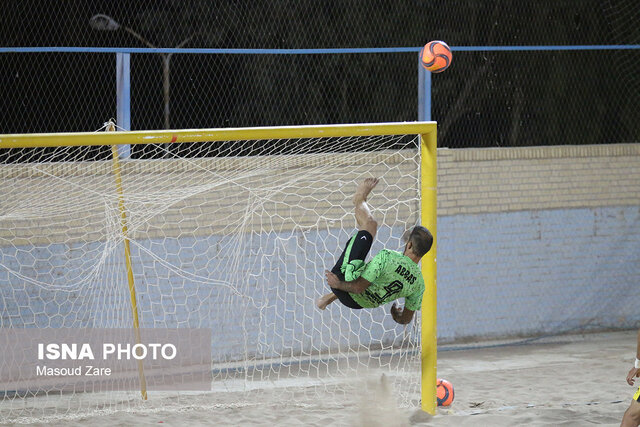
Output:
top-left (0, 122), bottom-right (436, 148)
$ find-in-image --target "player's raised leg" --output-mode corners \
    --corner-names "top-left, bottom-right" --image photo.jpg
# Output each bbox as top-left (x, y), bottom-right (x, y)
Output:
top-left (352, 177), bottom-right (379, 239)
top-left (317, 178), bottom-right (379, 311)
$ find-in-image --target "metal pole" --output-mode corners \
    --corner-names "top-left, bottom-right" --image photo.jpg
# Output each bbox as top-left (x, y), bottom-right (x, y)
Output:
top-left (162, 56), bottom-right (170, 129)
top-left (116, 52), bottom-right (131, 157)
top-left (418, 58), bottom-right (431, 121)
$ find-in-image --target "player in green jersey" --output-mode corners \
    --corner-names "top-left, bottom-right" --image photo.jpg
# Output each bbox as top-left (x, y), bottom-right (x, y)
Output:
top-left (317, 178), bottom-right (433, 325)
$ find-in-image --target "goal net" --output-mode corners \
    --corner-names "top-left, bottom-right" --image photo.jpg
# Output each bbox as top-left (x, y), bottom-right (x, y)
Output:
top-left (0, 122), bottom-right (437, 422)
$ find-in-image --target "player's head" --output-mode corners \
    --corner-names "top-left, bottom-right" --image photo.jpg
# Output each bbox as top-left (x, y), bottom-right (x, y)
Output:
top-left (405, 226), bottom-right (433, 258)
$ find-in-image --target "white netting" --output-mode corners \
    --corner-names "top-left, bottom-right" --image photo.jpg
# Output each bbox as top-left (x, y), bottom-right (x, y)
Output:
top-left (0, 129), bottom-right (424, 422)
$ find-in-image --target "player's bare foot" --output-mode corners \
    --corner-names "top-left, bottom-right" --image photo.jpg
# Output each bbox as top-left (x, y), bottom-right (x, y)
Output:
top-left (316, 293), bottom-right (338, 310)
top-left (353, 177), bottom-right (379, 206)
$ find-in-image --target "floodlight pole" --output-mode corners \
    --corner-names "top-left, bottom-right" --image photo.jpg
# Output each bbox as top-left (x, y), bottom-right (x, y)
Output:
top-left (160, 36), bottom-right (194, 130)
top-left (90, 14), bottom-right (195, 134)
top-left (116, 24), bottom-right (194, 130)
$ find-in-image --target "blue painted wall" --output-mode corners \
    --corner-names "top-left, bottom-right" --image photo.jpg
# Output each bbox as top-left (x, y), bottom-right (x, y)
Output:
top-left (2, 206), bottom-right (639, 361)
top-left (437, 206), bottom-right (640, 342)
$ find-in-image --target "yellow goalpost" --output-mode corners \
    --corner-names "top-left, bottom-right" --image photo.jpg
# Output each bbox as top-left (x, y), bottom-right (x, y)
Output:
top-left (420, 127), bottom-right (438, 414)
top-left (0, 121), bottom-right (438, 414)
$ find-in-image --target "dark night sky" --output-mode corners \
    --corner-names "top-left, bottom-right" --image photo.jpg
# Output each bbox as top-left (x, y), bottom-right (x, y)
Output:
top-left (1, 0), bottom-right (633, 48)
top-left (1, 0), bottom-right (639, 150)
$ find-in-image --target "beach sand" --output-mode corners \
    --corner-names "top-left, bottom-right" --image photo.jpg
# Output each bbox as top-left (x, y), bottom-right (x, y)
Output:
top-left (12, 330), bottom-right (637, 426)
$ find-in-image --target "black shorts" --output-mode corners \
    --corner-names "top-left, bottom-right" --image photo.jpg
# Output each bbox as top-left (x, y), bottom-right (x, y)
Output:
top-left (329, 230), bottom-right (374, 309)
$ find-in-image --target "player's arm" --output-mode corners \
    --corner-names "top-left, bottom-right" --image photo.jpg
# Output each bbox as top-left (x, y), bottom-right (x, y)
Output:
top-left (390, 302), bottom-right (415, 325)
top-left (626, 328), bottom-right (640, 386)
top-left (324, 270), bottom-right (371, 294)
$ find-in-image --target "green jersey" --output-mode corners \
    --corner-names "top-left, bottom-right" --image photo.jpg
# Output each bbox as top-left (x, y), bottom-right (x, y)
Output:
top-left (348, 249), bottom-right (425, 310)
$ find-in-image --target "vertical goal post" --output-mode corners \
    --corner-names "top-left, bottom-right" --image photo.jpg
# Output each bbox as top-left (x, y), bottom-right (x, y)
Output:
top-left (106, 121), bottom-right (147, 400)
top-left (0, 121), bottom-right (438, 414)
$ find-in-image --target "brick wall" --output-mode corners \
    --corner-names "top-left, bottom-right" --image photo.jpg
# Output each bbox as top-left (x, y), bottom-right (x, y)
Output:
top-left (436, 144), bottom-right (640, 342)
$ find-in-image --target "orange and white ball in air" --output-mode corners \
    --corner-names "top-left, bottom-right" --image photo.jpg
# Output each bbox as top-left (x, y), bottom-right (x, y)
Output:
top-left (420, 41), bottom-right (453, 73)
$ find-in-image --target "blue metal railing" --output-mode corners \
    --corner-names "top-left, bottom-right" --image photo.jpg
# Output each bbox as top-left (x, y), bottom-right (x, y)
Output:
top-left (3, 45), bottom-right (639, 155)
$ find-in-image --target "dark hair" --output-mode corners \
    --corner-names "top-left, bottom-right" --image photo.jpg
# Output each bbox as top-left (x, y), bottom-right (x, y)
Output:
top-left (408, 226), bottom-right (433, 258)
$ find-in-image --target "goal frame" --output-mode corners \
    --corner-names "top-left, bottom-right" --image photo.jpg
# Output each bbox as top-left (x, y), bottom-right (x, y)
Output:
top-left (0, 121), bottom-right (438, 414)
